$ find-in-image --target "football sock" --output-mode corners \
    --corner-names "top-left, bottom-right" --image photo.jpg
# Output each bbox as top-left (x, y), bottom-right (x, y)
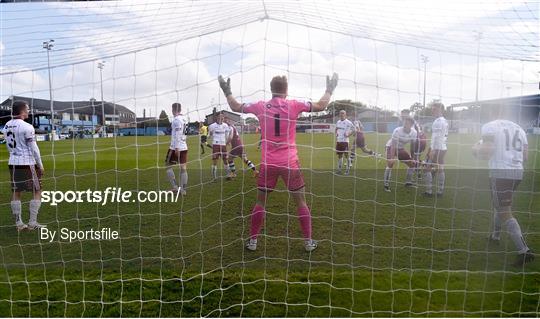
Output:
top-left (29, 199), bottom-right (41, 225)
top-left (424, 171), bottom-right (433, 193)
top-left (166, 168), bottom-right (177, 188)
top-left (228, 161), bottom-right (236, 173)
top-left (406, 167), bottom-right (414, 183)
top-left (244, 158), bottom-right (256, 171)
top-left (11, 200), bottom-right (23, 225)
top-left (491, 212), bottom-right (502, 240)
top-left (250, 204), bottom-right (265, 240)
top-left (349, 151), bottom-right (355, 167)
top-left (297, 205), bottom-right (312, 240)
top-left (384, 167), bottom-right (391, 186)
top-left (180, 168), bottom-right (188, 189)
top-left (437, 170), bottom-right (445, 193)
top-left (505, 218), bottom-right (529, 254)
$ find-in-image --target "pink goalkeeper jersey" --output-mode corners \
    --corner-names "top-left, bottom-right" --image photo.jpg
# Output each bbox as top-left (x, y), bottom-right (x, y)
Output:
top-left (243, 97), bottom-right (312, 168)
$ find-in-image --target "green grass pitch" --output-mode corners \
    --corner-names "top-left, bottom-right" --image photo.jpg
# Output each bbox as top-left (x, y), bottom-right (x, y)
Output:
top-left (1, 133), bottom-right (539, 317)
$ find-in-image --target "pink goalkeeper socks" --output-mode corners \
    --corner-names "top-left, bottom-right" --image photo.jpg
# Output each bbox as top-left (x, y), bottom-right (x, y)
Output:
top-left (250, 204), bottom-right (311, 240)
top-left (249, 204), bottom-right (265, 239)
top-left (297, 205), bottom-right (312, 240)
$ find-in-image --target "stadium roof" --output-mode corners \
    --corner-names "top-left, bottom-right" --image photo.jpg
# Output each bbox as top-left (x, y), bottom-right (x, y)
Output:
top-left (449, 94), bottom-right (540, 108)
top-left (0, 96), bottom-right (135, 116)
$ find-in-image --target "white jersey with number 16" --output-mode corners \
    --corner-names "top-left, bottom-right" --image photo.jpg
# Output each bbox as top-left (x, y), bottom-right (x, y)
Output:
top-left (481, 120), bottom-right (527, 171)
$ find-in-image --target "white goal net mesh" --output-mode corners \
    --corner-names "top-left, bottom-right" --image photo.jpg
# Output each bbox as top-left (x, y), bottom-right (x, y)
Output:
top-left (0, 0), bottom-right (539, 317)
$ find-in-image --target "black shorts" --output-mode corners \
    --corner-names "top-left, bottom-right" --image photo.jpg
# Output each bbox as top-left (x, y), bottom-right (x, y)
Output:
top-left (165, 149), bottom-right (188, 165)
top-left (9, 165), bottom-right (42, 192)
top-left (336, 142), bottom-right (349, 154)
top-left (411, 138), bottom-right (427, 155)
top-left (386, 147), bottom-right (412, 161)
top-left (212, 145), bottom-right (228, 160)
top-left (490, 178), bottom-right (520, 210)
top-left (200, 135), bottom-right (207, 143)
top-left (229, 144), bottom-right (245, 158)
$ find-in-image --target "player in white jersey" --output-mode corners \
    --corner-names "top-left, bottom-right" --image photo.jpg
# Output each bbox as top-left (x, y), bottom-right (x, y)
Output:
top-left (473, 113), bottom-right (533, 266)
top-left (165, 103), bottom-right (188, 195)
top-left (335, 110), bottom-right (354, 174)
top-left (3, 100), bottom-right (45, 231)
top-left (423, 102), bottom-right (449, 197)
top-left (208, 112), bottom-right (232, 180)
top-left (383, 116), bottom-right (417, 192)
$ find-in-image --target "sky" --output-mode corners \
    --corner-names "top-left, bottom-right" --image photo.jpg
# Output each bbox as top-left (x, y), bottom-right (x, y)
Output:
top-left (1, 0), bottom-right (538, 121)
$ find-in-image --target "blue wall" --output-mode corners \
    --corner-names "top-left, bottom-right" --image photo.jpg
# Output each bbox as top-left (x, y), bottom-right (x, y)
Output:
top-left (61, 120), bottom-right (94, 127)
top-left (37, 118), bottom-right (50, 125)
top-left (386, 122), bottom-right (399, 133)
top-left (119, 127), bottom-right (168, 136)
top-left (362, 122), bottom-right (375, 132)
top-left (362, 122), bottom-right (399, 133)
top-left (36, 115), bottom-right (98, 130)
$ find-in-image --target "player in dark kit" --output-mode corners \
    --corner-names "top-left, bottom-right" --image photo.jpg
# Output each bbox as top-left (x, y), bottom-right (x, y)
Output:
top-left (349, 117), bottom-right (378, 167)
top-left (224, 117), bottom-right (258, 179)
top-left (401, 109), bottom-right (426, 180)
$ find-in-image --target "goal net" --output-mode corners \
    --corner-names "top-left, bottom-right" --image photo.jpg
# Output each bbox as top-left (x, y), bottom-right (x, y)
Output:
top-left (1, 0), bottom-right (538, 316)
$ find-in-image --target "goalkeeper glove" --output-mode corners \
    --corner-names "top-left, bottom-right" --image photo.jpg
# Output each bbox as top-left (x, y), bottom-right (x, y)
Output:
top-left (218, 75), bottom-right (232, 97)
top-left (326, 72), bottom-right (339, 94)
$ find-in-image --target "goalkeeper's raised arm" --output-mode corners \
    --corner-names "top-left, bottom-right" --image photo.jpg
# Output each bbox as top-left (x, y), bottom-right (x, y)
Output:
top-left (217, 73), bottom-right (338, 113)
top-left (311, 73), bottom-right (338, 112)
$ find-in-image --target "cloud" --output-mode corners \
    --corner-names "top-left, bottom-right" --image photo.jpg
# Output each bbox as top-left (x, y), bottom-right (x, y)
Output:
top-left (1, 1), bottom-right (538, 120)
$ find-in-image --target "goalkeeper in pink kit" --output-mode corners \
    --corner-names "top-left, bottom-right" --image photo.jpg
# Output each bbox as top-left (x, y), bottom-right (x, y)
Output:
top-left (218, 73), bottom-right (338, 252)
